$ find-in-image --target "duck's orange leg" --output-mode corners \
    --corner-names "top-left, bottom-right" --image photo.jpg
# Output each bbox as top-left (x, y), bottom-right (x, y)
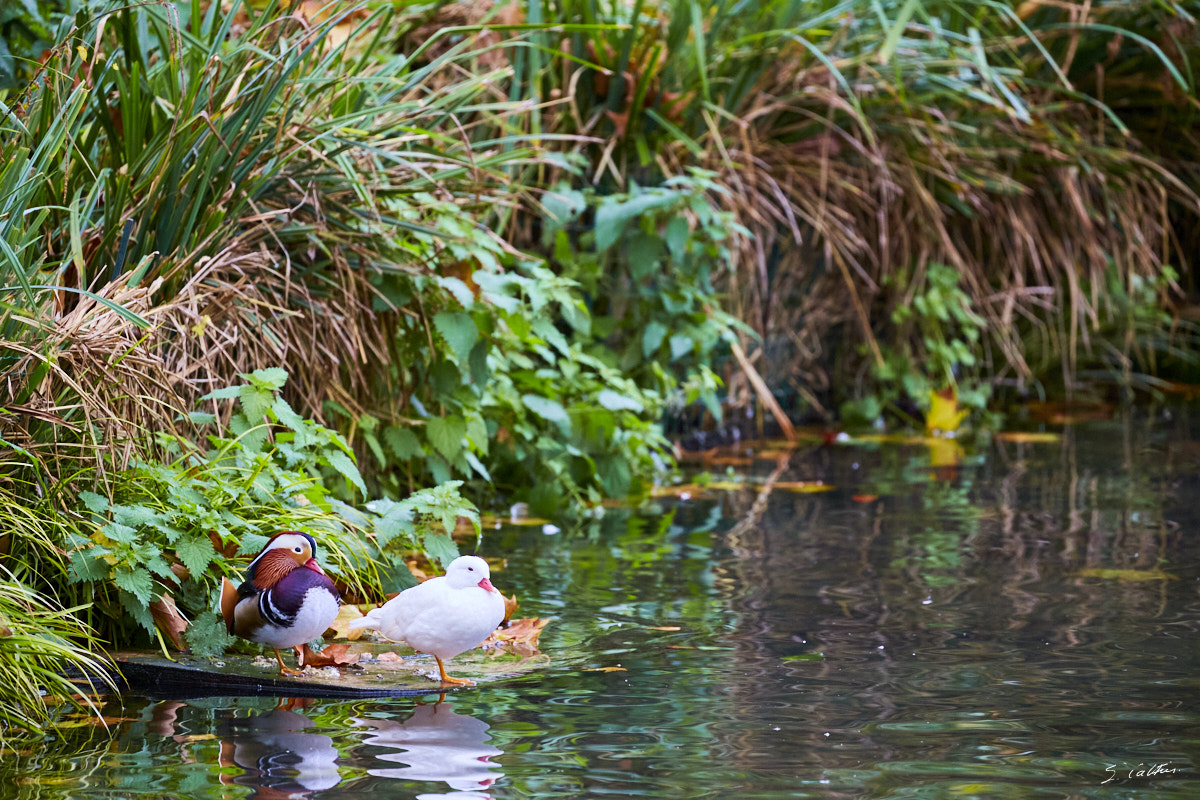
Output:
top-left (275, 648), bottom-right (304, 677)
top-left (435, 656), bottom-right (474, 686)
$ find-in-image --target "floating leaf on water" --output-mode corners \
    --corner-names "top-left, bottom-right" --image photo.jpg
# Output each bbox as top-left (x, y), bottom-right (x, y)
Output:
top-left (994, 431), bottom-right (1061, 443)
top-left (648, 626), bottom-right (682, 631)
top-left (486, 617), bottom-right (550, 656)
top-left (774, 481), bottom-right (835, 494)
top-left (781, 653), bottom-right (825, 662)
top-left (649, 484), bottom-right (708, 499)
top-left (927, 386), bottom-right (969, 434)
top-left (1076, 568), bottom-right (1175, 582)
top-left (852, 494), bottom-right (879, 503)
top-left (588, 666), bottom-right (627, 673)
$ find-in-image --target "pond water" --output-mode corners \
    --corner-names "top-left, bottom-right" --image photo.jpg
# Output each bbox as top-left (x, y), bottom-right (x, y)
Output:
top-left (8, 412), bottom-right (1200, 799)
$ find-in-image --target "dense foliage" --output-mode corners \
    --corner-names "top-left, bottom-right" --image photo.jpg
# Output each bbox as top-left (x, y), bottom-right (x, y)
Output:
top-left (0, 0), bottom-right (1197, 734)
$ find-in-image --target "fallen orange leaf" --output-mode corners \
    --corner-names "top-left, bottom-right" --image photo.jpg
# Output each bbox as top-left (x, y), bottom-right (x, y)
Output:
top-left (486, 617), bottom-right (550, 656)
top-left (502, 593), bottom-right (520, 624)
top-left (851, 494), bottom-right (878, 503)
top-left (588, 666), bottom-right (627, 673)
top-left (149, 593), bottom-right (188, 652)
top-left (297, 643), bottom-right (358, 668)
top-left (326, 603), bottom-right (366, 641)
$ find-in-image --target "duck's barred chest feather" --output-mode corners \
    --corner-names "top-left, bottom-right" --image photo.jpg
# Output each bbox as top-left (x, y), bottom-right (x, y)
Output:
top-left (255, 568), bottom-right (339, 628)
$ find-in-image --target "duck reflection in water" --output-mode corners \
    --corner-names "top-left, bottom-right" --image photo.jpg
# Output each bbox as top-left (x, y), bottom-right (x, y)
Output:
top-left (353, 698), bottom-right (502, 798)
top-left (215, 699), bottom-right (341, 800)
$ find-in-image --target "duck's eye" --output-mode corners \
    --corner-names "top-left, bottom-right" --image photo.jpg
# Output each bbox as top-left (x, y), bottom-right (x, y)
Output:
top-left (294, 546), bottom-right (303, 554)
top-left (468, 567), bottom-right (475, 571)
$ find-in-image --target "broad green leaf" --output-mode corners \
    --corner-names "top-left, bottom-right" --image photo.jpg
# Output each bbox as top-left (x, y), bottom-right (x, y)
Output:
top-left (68, 547), bottom-right (110, 583)
top-left (324, 450), bottom-right (366, 498)
top-left (241, 367), bottom-right (288, 391)
top-left (643, 321), bottom-right (667, 357)
top-left (384, 426), bottom-right (423, 460)
top-left (522, 394), bottom-right (570, 425)
top-left (669, 334), bottom-right (694, 361)
top-left (426, 416), bottom-right (466, 462)
top-left (422, 531), bottom-right (459, 567)
top-left (184, 611), bottom-right (236, 658)
top-left (434, 310), bottom-right (480, 363)
top-left (176, 534), bottom-right (215, 577)
top-left (238, 384), bottom-right (274, 423)
top-left (79, 491), bottom-right (109, 514)
top-left (113, 567), bottom-right (155, 605)
top-left (199, 386), bottom-right (240, 401)
top-left (598, 389), bottom-right (643, 413)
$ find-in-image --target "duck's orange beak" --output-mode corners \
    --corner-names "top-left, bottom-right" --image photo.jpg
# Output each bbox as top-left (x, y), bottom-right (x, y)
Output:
top-left (478, 577), bottom-right (496, 592)
top-left (305, 558), bottom-right (327, 577)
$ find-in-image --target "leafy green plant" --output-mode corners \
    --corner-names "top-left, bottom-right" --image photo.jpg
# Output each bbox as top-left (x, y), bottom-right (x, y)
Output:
top-left (62, 368), bottom-right (476, 650)
top-left (842, 262), bottom-right (990, 426)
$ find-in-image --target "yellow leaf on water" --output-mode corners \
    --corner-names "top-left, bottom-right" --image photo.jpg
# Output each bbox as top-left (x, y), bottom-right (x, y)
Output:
top-left (327, 603), bottom-right (366, 641)
top-left (926, 386), bottom-right (969, 434)
top-left (774, 481), bottom-right (836, 494)
top-left (1076, 568), bottom-right (1175, 582)
top-left (994, 431), bottom-right (1061, 443)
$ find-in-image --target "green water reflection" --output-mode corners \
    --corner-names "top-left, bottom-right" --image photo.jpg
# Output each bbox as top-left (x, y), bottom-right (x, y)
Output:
top-left (6, 413), bottom-right (1200, 799)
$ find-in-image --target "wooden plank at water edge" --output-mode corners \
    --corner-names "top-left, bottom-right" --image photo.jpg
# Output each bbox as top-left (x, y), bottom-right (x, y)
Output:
top-left (109, 643), bottom-right (546, 699)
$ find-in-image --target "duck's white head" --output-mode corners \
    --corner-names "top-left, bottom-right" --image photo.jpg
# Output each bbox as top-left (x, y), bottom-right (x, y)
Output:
top-left (445, 555), bottom-right (498, 592)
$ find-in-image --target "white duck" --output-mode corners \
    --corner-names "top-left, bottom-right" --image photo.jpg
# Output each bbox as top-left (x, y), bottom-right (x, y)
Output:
top-left (349, 555), bottom-right (506, 685)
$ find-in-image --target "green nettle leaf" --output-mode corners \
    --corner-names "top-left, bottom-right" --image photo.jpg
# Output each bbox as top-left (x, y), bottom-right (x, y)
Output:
top-left (468, 340), bottom-right (490, 386)
top-left (426, 416), bottom-right (466, 462)
top-left (597, 389), bottom-right (644, 413)
top-left (594, 192), bottom-right (677, 251)
top-left (238, 384), bottom-right (275, 423)
top-left (113, 567), bottom-right (155, 605)
top-left (669, 334), bottom-right (694, 361)
top-left (384, 426), bottom-right (423, 460)
top-left (422, 531), bottom-right (459, 567)
top-left (112, 504), bottom-right (161, 528)
top-left (643, 321), bottom-right (668, 357)
top-left (199, 386), bottom-right (240, 401)
top-left (120, 590), bottom-right (157, 635)
top-left (176, 534), bottom-right (215, 577)
top-left (79, 491), bottom-right (110, 514)
top-left (522, 394), bottom-right (570, 426)
top-left (184, 611), bottom-right (236, 658)
top-left (238, 532), bottom-right (271, 557)
top-left (324, 449), bottom-right (366, 498)
top-left (464, 451), bottom-right (492, 481)
top-left (434, 311), bottom-right (480, 363)
top-left (68, 547), bottom-right (111, 583)
top-left (597, 454), bottom-right (633, 497)
top-left (242, 367), bottom-right (288, 391)
top-left (103, 522), bottom-right (139, 544)
top-left (272, 397), bottom-right (311, 447)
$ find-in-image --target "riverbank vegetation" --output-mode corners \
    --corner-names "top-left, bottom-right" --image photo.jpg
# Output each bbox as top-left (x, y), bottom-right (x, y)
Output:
top-left (0, 0), bottom-right (1197, 732)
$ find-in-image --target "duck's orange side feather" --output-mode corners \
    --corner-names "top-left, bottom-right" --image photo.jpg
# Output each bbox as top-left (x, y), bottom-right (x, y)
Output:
top-left (220, 577), bottom-right (240, 633)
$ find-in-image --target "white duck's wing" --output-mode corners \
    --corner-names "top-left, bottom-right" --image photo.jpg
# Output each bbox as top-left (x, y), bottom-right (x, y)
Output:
top-left (350, 577), bottom-right (447, 641)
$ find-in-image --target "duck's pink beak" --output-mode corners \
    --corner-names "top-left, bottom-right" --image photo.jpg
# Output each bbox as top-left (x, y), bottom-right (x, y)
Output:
top-left (305, 558), bottom-right (327, 577)
top-left (478, 577), bottom-right (496, 592)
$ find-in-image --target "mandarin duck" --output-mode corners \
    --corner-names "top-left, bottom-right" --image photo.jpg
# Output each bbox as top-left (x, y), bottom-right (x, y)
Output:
top-left (220, 531), bottom-right (341, 677)
top-left (348, 555), bottom-right (505, 685)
